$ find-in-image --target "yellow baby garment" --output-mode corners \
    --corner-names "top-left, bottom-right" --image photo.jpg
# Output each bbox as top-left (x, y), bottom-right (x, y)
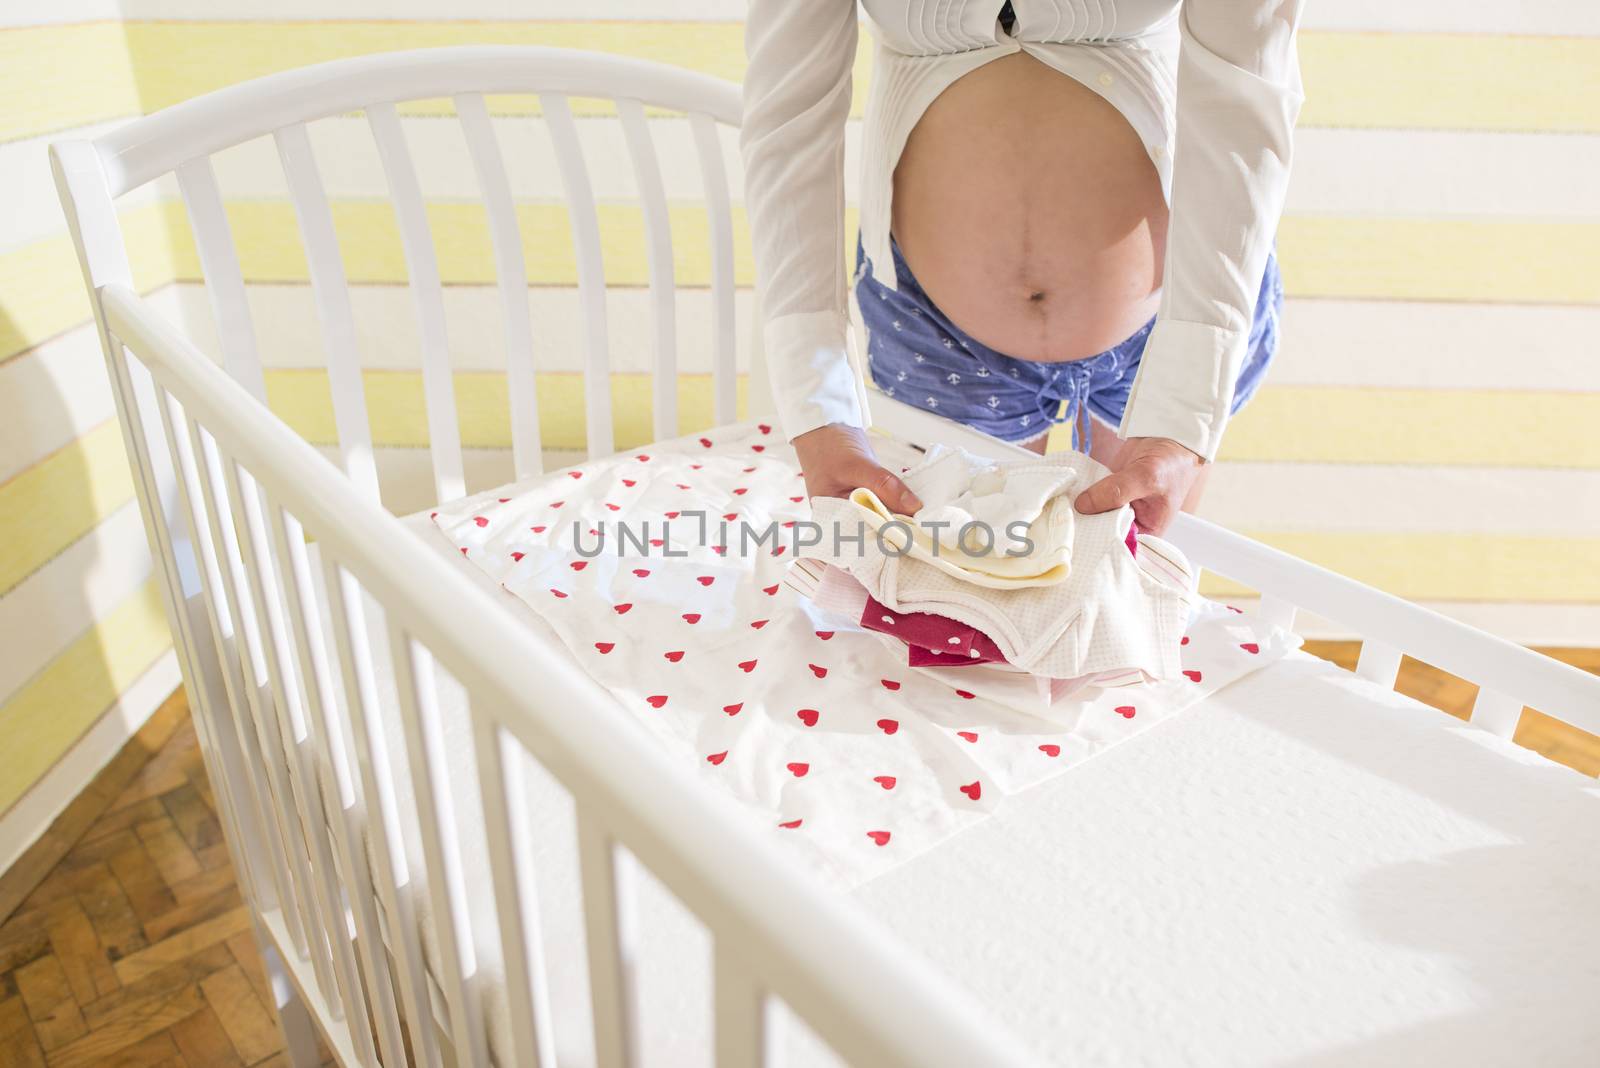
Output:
top-left (842, 447), bottom-right (1078, 589)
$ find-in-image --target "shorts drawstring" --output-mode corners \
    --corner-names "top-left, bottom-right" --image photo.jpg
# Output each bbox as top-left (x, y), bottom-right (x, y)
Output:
top-left (1039, 360), bottom-right (1100, 454)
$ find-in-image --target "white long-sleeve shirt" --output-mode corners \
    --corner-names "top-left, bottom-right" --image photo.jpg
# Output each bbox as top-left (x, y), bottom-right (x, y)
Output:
top-left (741, 0), bottom-right (1305, 461)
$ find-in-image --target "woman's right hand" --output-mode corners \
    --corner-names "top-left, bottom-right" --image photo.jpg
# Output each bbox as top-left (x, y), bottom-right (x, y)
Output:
top-left (792, 424), bottom-right (924, 515)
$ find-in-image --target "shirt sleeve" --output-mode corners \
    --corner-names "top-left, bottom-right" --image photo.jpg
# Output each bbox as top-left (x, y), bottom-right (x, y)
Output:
top-left (740, 0), bottom-right (865, 441)
top-left (1117, 0), bottom-right (1306, 461)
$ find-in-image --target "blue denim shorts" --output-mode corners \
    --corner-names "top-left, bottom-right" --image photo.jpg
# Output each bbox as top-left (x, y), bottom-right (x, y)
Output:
top-left (855, 235), bottom-right (1283, 449)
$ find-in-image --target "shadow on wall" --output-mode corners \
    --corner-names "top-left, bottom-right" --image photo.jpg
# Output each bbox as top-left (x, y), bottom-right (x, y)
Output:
top-left (1, 4), bottom-right (245, 847)
top-left (0, 295), bottom-right (106, 831)
top-left (1, 129), bottom-right (183, 875)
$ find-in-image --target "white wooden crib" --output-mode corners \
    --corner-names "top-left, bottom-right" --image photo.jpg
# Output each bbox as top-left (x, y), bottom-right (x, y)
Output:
top-left (52, 46), bottom-right (1600, 1068)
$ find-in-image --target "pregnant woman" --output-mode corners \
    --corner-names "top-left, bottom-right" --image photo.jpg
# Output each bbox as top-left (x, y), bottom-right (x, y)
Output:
top-left (742, 0), bottom-right (1303, 534)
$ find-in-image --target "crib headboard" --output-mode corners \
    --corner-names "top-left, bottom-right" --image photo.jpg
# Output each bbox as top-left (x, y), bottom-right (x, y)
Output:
top-left (56, 46), bottom-right (754, 511)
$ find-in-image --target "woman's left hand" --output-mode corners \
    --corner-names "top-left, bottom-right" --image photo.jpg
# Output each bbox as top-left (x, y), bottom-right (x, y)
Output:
top-left (1073, 436), bottom-right (1203, 535)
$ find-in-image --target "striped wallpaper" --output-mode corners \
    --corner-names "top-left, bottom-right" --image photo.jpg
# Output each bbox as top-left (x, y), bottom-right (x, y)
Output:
top-left (2, 3), bottom-right (1597, 847)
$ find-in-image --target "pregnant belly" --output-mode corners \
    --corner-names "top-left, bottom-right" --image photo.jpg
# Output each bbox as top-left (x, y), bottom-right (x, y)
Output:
top-left (891, 52), bottom-right (1169, 363)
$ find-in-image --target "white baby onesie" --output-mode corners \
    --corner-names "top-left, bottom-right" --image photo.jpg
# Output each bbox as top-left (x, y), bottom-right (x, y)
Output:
top-left (806, 446), bottom-right (1195, 681)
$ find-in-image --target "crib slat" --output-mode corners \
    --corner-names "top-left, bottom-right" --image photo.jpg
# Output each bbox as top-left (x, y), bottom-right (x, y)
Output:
top-left (128, 379), bottom-right (294, 1068)
top-left (541, 92), bottom-right (614, 460)
top-left (714, 941), bottom-right (766, 1068)
top-left (1355, 640), bottom-right (1404, 689)
top-left (384, 627), bottom-right (489, 1068)
top-left (218, 455), bottom-right (353, 1023)
top-left (617, 97), bottom-right (678, 442)
top-left (575, 813), bottom-right (637, 1068)
top-left (1257, 594), bottom-right (1298, 632)
top-left (265, 499), bottom-right (398, 1067)
top-left (273, 122), bottom-right (382, 503)
top-left (153, 387), bottom-right (280, 911)
top-left (471, 717), bottom-right (558, 1068)
top-left (153, 392), bottom-right (275, 943)
top-left (184, 420), bottom-right (317, 961)
top-left (175, 158), bottom-right (268, 401)
top-left (297, 565), bottom-right (412, 1068)
top-left (1471, 688), bottom-right (1525, 739)
top-left (368, 102), bottom-right (466, 502)
top-left (455, 93), bottom-right (544, 480)
top-left (690, 111), bottom-right (737, 426)
top-left (320, 559), bottom-right (445, 1068)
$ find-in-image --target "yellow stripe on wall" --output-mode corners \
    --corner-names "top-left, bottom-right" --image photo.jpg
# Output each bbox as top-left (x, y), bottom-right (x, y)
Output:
top-left (0, 579), bottom-right (171, 815)
top-left (5, 198), bottom-right (1597, 364)
top-left (121, 20), bottom-right (760, 118)
top-left (221, 200), bottom-right (761, 288)
top-left (1050, 385), bottom-right (1600, 469)
top-left (3, 21), bottom-right (1597, 145)
top-left (1277, 217), bottom-right (1600, 305)
top-left (182, 203), bottom-right (1600, 303)
top-left (0, 420), bottom-right (135, 596)
top-left (0, 200), bottom-right (187, 364)
top-left (235, 203), bottom-right (1600, 303)
top-left (0, 20), bottom-right (775, 143)
top-left (1218, 387), bottom-right (1600, 469)
top-left (262, 368), bottom-right (1600, 470)
top-left (0, 22), bottom-right (139, 144)
top-left (1201, 532), bottom-right (1600, 604)
top-left (266, 367), bottom-right (750, 451)
top-left (1298, 33), bottom-right (1600, 133)
top-left (0, 199), bottom-right (766, 364)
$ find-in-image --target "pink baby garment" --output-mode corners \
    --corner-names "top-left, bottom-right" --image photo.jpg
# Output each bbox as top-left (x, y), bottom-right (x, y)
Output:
top-left (794, 559), bottom-right (1146, 716)
top-left (862, 594), bottom-right (1009, 667)
top-left (811, 554), bottom-right (1010, 667)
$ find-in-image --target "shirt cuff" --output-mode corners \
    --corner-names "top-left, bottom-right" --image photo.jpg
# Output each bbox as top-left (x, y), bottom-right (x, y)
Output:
top-left (764, 310), bottom-right (866, 441)
top-left (1116, 318), bottom-right (1243, 462)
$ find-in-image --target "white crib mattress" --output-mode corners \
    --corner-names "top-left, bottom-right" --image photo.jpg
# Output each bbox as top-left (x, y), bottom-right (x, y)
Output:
top-left (317, 511), bottom-right (1600, 1068)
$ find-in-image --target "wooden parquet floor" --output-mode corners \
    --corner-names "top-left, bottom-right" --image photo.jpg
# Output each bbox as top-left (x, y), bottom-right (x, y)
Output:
top-left (0, 642), bottom-right (1594, 1066)
top-left (0, 699), bottom-right (330, 1068)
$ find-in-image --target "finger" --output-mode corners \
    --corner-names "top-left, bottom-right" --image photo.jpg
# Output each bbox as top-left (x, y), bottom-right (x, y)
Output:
top-left (1130, 496), bottom-right (1173, 536)
top-left (861, 465), bottom-right (924, 515)
top-left (803, 463), bottom-right (866, 501)
top-left (804, 479), bottom-right (852, 501)
top-left (1074, 468), bottom-right (1149, 515)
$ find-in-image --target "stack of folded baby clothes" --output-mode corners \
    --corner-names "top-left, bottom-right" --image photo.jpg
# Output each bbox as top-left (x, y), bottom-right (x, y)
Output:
top-left (787, 443), bottom-right (1196, 714)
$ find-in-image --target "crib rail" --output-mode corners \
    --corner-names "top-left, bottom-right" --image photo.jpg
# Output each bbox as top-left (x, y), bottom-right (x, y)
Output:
top-left (100, 281), bottom-right (1034, 1067)
top-left (874, 395), bottom-right (1600, 746)
top-left (1161, 514), bottom-right (1600, 739)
